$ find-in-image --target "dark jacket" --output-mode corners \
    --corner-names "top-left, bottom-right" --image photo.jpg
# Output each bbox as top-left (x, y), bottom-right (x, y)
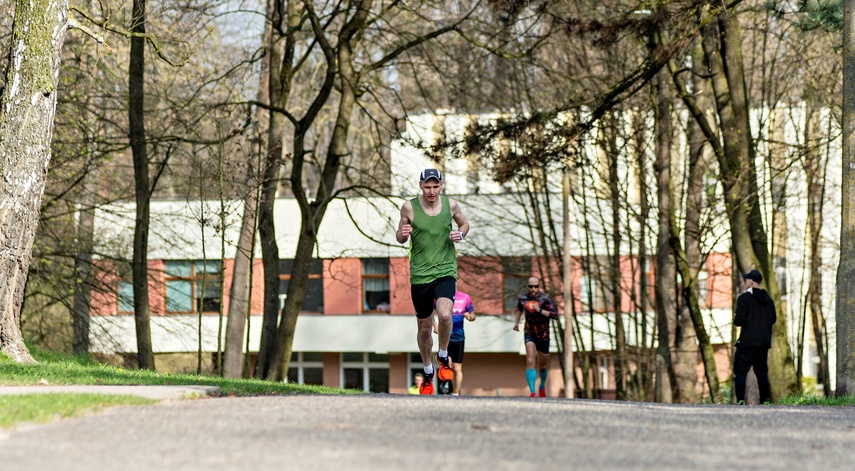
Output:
top-left (734, 288), bottom-right (776, 348)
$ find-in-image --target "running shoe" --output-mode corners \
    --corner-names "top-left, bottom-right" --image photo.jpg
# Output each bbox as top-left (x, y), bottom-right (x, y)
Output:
top-left (420, 371), bottom-right (434, 395)
top-left (530, 392), bottom-right (537, 397)
top-left (538, 389), bottom-right (546, 398)
top-left (436, 354), bottom-right (454, 381)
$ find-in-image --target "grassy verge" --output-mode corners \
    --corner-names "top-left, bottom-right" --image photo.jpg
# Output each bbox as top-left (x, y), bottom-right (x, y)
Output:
top-left (0, 346), bottom-right (358, 396)
top-left (777, 394), bottom-right (855, 406)
top-left (0, 346), bottom-right (359, 430)
top-left (0, 394), bottom-right (156, 429)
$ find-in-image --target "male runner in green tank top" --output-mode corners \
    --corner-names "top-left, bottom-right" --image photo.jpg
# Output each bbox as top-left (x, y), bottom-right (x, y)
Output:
top-left (396, 168), bottom-right (470, 395)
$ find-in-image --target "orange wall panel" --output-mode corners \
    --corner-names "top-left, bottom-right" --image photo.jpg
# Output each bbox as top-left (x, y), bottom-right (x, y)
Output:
top-left (148, 260), bottom-right (166, 315)
top-left (324, 258), bottom-right (361, 314)
top-left (707, 252), bottom-right (733, 309)
top-left (222, 258), bottom-right (234, 315)
top-left (221, 258), bottom-right (265, 316)
top-left (390, 257), bottom-right (413, 315)
top-left (91, 260), bottom-right (118, 315)
top-left (458, 256), bottom-right (502, 314)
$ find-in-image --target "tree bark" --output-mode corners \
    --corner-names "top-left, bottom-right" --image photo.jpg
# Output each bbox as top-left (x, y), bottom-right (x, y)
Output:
top-left (664, 25), bottom-right (723, 403)
top-left (272, 0), bottom-right (363, 379)
top-left (254, 0), bottom-right (296, 379)
top-left (673, 38), bottom-right (709, 404)
top-left (837, 0), bottom-right (855, 396)
top-left (0, 0), bottom-right (69, 363)
top-left (73, 182), bottom-right (95, 356)
top-left (223, 0), bottom-right (274, 379)
top-left (712, 12), bottom-right (797, 398)
top-left (632, 111), bottom-right (653, 397)
top-left (653, 72), bottom-right (678, 403)
top-left (129, 0), bottom-right (155, 370)
top-left (601, 111), bottom-right (627, 400)
top-left (803, 105), bottom-right (830, 396)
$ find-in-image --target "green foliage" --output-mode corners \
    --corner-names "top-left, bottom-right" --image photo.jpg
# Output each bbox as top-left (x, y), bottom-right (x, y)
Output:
top-left (778, 393), bottom-right (855, 406)
top-left (0, 394), bottom-right (155, 429)
top-left (0, 345), bottom-right (362, 396)
top-left (795, 0), bottom-right (844, 32)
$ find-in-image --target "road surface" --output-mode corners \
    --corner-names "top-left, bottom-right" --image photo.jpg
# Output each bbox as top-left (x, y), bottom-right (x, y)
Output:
top-left (0, 394), bottom-right (851, 470)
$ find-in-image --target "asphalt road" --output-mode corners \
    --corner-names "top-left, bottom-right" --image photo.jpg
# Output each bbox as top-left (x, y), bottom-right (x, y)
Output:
top-left (0, 394), bottom-right (852, 470)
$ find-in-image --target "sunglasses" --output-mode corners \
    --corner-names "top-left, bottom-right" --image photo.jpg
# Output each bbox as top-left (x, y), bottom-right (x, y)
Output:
top-left (528, 285), bottom-right (539, 288)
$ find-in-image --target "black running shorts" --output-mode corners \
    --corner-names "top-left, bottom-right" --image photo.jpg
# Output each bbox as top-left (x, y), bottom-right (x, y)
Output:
top-left (448, 340), bottom-right (465, 364)
top-left (524, 333), bottom-right (550, 354)
top-left (410, 276), bottom-right (456, 319)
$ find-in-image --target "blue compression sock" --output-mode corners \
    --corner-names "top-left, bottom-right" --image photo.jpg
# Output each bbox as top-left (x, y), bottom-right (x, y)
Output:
top-left (539, 369), bottom-right (548, 391)
top-left (526, 369), bottom-right (537, 394)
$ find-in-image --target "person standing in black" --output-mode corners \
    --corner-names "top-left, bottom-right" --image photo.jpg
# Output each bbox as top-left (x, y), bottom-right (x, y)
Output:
top-left (733, 269), bottom-right (776, 404)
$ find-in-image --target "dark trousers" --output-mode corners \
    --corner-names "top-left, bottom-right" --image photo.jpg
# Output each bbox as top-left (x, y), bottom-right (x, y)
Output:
top-left (733, 347), bottom-right (771, 404)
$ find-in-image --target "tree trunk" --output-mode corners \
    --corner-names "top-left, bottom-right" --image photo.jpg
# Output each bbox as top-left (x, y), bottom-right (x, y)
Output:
top-left (0, 0), bottom-right (69, 363)
top-left (255, 0), bottom-right (296, 379)
top-left (272, 5), bottom-right (361, 378)
top-left (223, 0), bottom-right (273, 379)
top-left (563, 166), bottom-right (575, 398)
top-left (73, 185), bottom-right (95, 356)
top-left (629, 109), bottom-right (654, 399)
top-left (673, 39), bottom-right (708, 404)
top-left (653, 72), bottom-right (678, 403)
top-left (838, 0), bottom-right (855, 396)
top-left (602, 111), bottom-right (627, 400)
top-left (804, 106), bottom-right (831, 396)
top-left (713, 12), bottom-right (796, 398)
top-left (129, 0), bottom-right (155, 370)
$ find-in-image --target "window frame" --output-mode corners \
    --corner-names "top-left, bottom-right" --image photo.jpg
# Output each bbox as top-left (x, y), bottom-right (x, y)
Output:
top-left (117, 280), bottom-right (134, 313)
top-left (361, 258), bottom-right (391, 313)
top-left (501, 257), bottom-right (532, 313)
top-left (340, 352), bottom-right (389, 393)
top-left (286, 352), bottom-right (324, 385)
top-left (163, 260), bottom-right (223, 314)
top-left (278, 259), bottom-right (324, 313)
top-left (579, 273), bottom-right (615, 313)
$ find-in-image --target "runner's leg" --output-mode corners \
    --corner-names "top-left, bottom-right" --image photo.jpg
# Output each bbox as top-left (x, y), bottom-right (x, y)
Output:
top-left (525, 341), bottom-right (537, 395)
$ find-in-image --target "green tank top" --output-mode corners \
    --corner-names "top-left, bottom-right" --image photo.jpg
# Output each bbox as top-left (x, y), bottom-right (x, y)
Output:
top-left (409, 195), bottom-right (458, 284)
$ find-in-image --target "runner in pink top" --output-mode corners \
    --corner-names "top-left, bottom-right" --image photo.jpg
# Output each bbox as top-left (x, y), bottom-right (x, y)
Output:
top-left (448, 291), bottom-right (475, 395)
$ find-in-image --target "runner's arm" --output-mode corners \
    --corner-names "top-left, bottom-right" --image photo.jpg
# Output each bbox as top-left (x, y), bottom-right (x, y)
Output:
top-left (396, 201), bottom-right (414, 244)
top-left (449, 199), bottom-right (470, 241)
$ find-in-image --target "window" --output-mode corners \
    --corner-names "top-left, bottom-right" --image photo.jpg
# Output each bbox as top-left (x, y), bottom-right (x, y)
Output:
top-left (502, 257), bottom-right (531, 312)
top-left (600, 355), bottom-right (609, 390)
top-left (286, 352), bottom-right (324, 385)
top-left (580, 274), bottom-right (614, 312)
top-left (697, 269), bottom-right (709, 308)
top-left (279, 259), bottom-right (324, 312)
top-left (341, 352), bottom-right (389, 393)
top-left (164, 260), bottom-right (222, 313)
top-left (362, 258), bottom-right (390, 313)
top-left (118, 281), bottom-right (134, 313)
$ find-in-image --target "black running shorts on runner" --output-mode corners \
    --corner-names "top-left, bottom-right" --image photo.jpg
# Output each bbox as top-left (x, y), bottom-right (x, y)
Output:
top-left (411, 275), bottom-right (456, 319)
top-left (448, 340), bottom-right (465, 364)
top-left (524, 333), bottom-right (550, 354)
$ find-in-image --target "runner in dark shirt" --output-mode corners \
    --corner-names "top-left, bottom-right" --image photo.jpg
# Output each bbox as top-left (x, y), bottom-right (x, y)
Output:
top-left (513, 276), bottom-right (558, 397)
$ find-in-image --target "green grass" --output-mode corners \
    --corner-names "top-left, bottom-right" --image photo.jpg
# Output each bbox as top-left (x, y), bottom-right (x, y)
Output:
top-left (777, 394), bottom-right (855, 406)
top-left (0, 394), bottom-right (156, 429)
top-left (0, 346), bottom-right (359, 429)
top-left (0, 346), bottom-right (359, 396)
